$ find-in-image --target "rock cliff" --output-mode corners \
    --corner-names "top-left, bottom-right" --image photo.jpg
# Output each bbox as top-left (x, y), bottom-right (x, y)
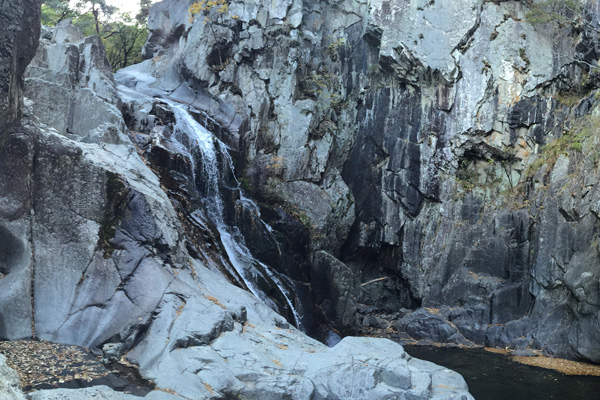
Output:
top-left (0, 0), bottom-right (476, 399)
top-left (126, 0), bottom-right (600, 363)
top-left (2, 0), bottom-right (600, 396)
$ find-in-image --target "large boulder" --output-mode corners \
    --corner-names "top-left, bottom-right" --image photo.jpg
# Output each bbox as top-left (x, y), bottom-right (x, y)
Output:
top-left (25, 21), bottom-right (125, 143)
top-left (0, 354), bottom-right (25, 400)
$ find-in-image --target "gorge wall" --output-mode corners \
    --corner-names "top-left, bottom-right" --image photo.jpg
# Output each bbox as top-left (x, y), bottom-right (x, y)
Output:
top-left (127, 0), bottom-right (600, 363)
top-left (1, 0), bottom-right (600, 397)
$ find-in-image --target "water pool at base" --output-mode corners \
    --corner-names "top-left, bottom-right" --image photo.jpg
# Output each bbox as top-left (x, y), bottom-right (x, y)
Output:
top-left (404, 346), bottom-right (600, 400)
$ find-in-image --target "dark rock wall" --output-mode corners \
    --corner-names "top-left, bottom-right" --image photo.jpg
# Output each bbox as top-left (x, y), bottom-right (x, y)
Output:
top-left (0, 0), bottom-right (40, 132)
top-left (0, 0), bottom-right (40, 339)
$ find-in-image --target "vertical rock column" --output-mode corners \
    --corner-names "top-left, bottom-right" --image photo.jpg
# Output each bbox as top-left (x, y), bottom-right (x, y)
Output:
top-left (0, 0), bottom-right (41, 132)
top-left (0, 0), bottom-right (41, 339)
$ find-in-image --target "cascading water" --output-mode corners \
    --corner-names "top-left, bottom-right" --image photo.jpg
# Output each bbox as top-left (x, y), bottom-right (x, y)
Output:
top-left (166, 101), bottom-right (304, 330)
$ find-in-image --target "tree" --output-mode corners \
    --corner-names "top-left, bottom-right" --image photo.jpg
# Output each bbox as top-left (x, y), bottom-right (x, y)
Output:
top-left (41, 0), bottom-right (77, 26)
top-left (75, 0), bottom-right (117, 35)
top-left (136, 0), bottom-right (153, 24)
top-left (42, 0), bottom-right (149, 72)
top-left (104, 15), bottom-right (147, 71)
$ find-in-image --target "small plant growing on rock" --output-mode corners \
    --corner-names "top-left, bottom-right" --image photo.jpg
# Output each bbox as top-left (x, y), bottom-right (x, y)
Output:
top-left (266, 155), bottom-right (285, 175)
top-left (523, 114), bottom-right (597, 180)
top-left (188, 0), bottom-right (239, 67)
top-left (188, 0), bottom-right (229, 24)
top-left (325, 36), bottom-right (347, 60)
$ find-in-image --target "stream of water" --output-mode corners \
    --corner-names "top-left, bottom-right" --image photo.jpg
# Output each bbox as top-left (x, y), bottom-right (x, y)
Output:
top-left (405, 346), bottom-right (600, 400)
top-left (168, 102), bottom-right (304, 329)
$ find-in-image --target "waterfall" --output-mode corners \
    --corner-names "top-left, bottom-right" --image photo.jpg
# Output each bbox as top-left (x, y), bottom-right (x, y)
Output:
top-left (166, 101), bottom-right (304, 330)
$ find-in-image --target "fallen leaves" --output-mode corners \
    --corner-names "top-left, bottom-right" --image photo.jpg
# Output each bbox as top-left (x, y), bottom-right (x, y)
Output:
top-left (0, 339), bottom-right (108, 392)
top-left (512, 355), bottom-right (600, 376)
top-left (483, 346), bottom-right (600, 376)
top-left (204, 295), bottom-right (226, 309)
top-left (0, 339), bottom-right (155, 395)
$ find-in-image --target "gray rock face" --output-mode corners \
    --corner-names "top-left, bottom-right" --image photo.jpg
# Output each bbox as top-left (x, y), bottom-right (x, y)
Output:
top-left (0, 0), bottom-right (40, 132)
top-left (0, 354), bottom-right (25, 400)
top-left (124, 265), bottom-right (473, 399)
top-left (6, 0), bottom-right (600, 395)
top-left (25, 21), bottom-right (125, 143)
top-left (134, 0), bottom-right (600, 363)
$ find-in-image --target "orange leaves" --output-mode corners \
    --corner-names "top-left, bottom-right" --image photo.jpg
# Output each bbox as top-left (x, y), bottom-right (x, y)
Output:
top-left (188, 0), bottom-right (230, 23)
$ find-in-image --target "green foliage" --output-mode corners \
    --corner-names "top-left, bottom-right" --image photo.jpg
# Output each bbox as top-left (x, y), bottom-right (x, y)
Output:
top-left (104, 19), bottom-right (148, 72)
top-left (75, 0), bottom-right (117, 35)
top-left (325, 37), bottom-right (346, 59)
top-left (525, 0), bottom-right (583, 26)
top-left (302, 65), bottom-right (346, 113)
top-left (71, 12), bottom-right (97, 36)
top-left (555, 91), bottom-right (583, 107)
top-left (524, 114), bottom-right (597, 179)
top-left (41, 0), bottom-right (76, 26)
top-left (238, 175), bottom-right (252, 192)
top-left (554, 70), bottom-right (592, 107)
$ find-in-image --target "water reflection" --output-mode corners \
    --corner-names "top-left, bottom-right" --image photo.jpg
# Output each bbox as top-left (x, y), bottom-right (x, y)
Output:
top-left (405, 346), bottom-right (600, 400)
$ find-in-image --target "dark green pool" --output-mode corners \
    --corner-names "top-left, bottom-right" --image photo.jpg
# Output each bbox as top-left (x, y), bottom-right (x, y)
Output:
top-left (404, 346), bottom-right (600, 400)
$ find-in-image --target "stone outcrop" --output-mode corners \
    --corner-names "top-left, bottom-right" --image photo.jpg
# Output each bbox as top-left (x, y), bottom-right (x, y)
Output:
top-left (132, 0), bottom-right (600, 363)
top-left (0, 355), bottom-right (25, 400)
top-left (0, 0), bottom-right (40, 132)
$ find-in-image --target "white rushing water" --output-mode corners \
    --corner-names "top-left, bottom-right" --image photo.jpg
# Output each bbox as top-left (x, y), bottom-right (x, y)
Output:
top-left (167, 101), bottom-right (303, 329)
